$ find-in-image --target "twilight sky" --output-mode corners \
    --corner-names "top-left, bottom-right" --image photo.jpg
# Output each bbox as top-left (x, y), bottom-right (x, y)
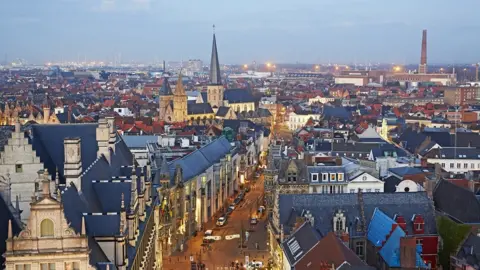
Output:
top-left (1, 0), bottom-right (479, 65)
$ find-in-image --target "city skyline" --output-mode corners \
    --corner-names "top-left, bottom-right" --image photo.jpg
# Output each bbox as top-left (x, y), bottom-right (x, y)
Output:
top-left (1, 0), bottom-right (480, 65)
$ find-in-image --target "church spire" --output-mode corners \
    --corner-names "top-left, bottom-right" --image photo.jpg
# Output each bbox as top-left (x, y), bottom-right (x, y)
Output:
top-left (174, 73), bottom-right (186, 95)
top-left (209, 25), bottom-right (221, 85)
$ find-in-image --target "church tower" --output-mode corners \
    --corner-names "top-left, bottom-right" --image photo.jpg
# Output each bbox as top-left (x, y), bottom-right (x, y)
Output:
top-left (207, 26), bottom-right (224, 109)
top-left (158, 77), bottom-right (174, 122)
top-left (173, 73), bottom-right (188, 122)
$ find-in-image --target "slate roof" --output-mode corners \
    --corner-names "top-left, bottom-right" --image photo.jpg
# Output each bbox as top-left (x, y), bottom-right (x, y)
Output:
top-left (454, 233), bottom-right (480, 268)
top-left (209, 33), bottom-right (222, 85)
top-left (433, 179), bottom-right (480, 223)
top-left (216, 106), bottom-right (230, 117)
top-left (281, 222), bottom-right (321, 267)
top-left (294, 232), bottom-right (367, 270)
top-left (122, 135), bottom-right (159, 149)
top-left (223, 89), bottom-right (256, 104)
top-left (370, 144), bottom-right (408, 160)
top-left (200, 92), bottom-right (208, 103)
top-left (278, 192), bottom-right (436, 237)
top-left (167, 136), bottom-right (232, 185)
top-left (0, 194), bottom-right (21, 267)
top-left (159, 77), bottom-right (173, 96)
top-left (425, 147), bottom-right (480, 160)
top-left (187, 103), bottom-right (214, 115)
top-left (388, 167), bottom-right (424, 177)
top-left (29, 123), bottom-right (150, 267)
top-left (383, 176), bottom-right (402, 193)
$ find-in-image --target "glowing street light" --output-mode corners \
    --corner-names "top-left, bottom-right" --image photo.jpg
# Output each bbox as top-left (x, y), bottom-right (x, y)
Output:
top-left (266, 63), bottom-right (272, 68)
top-left (243, 64), bottom-right (248, 69)
top-left (393, 66), bottom-right (401, 72)
top-left (315, 65), bottom-right (320, 70)
top-left (335, 66), bottom-right (339, 71)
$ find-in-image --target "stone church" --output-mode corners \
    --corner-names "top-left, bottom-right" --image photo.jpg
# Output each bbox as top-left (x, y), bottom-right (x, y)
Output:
top-left (0, 119), bottom-right (165, 269)
top-left (158, 32), bottom-right (259, 124)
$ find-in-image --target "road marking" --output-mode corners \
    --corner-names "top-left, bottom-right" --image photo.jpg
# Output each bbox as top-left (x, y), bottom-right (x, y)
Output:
top-left (225, 234), bottom-right (240, 240)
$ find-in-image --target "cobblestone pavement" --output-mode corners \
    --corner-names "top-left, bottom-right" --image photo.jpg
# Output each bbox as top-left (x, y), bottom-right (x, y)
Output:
top-left (163, 175), bottom-right (270, 269)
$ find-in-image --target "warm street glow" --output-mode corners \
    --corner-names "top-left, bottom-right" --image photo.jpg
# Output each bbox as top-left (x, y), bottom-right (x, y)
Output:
top-left (266, 63), bottom-right (272, 68)
top-left (243, 64), bottom-right (248, 69)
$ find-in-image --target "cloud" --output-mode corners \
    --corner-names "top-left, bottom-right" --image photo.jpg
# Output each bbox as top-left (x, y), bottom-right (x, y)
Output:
top-left (92, 0), bottom-right (154, 12)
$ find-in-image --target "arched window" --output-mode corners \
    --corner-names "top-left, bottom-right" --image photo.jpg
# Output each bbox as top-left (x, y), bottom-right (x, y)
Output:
top-left (40, 219), bottom-right (54, 237)
top-left (335, 218), bottom-right (343, 232)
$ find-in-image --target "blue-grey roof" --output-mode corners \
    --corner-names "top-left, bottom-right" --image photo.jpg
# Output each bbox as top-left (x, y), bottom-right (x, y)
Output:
top-left (388, 167), bottom-right (423, 177)
top-left (187, 103), bottom-right (214, 115)
top-left (379, 226), bottom-right (426, 268)
top-left (122, 135), bottom-right (159, 149)
top-left (168, 136), bottom-right (232, 184)
top-left (278, 192), bottom-right (436, 237)
top-left (29, 123), bottom-right (151, 267)
top-left (223, 89), bottom-right (256, 104)
top-left (201, 92), bottom-right (208, 103)
top-left (281, 222), bottom-right (321, 266)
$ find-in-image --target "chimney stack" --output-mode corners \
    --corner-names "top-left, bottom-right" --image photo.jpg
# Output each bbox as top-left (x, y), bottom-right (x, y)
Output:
top-left (106, 117), bottom-right (116, 152)
top-left (64, 138), bottom-right (82, 190)
top-left (400, 237), bottom-right (417, 269)
top-left (419, 30), bottom-right (428, 74)
top-left (96, 118), bottom-right (110, 162)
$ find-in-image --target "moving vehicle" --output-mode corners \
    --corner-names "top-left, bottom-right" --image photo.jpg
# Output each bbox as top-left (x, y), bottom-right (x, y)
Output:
top-left (229, 204), bottom-right (236, 211)
top-left (203, 230), bottom-right (215, 243)
top-left (216, 216), bottom-right (227, 226)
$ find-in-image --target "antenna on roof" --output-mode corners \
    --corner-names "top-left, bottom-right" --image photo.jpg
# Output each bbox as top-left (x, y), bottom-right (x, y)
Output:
top-left (213, 24), bottom-right (216, 34)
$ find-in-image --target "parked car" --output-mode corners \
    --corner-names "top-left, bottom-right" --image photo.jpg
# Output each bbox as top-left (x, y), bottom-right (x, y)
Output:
top-left (229, 204), bottom-right (236, 210)
top-left (216, 216), bottom-right (227, 227)
top-left (250, 217), bottom-right (258, 225)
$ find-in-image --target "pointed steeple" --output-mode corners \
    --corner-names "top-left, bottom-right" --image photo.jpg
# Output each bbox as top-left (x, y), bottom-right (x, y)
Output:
top-left (8, 219), bottom-right (12, 238)
top-left (209, 26), bottom-right (222, 85)
top-left (159, 77), bottom-right (173, 96)
top-left (174, 73), bottom-right (186, 95)
top-left (81, 216), bottom-right (86, 235)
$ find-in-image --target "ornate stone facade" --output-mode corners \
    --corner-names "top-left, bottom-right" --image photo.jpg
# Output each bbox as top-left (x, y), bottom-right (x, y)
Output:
top-left (4, 171), bottom-right (94, 270)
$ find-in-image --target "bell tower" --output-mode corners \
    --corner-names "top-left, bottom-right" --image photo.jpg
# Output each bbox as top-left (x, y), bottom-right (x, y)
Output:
top-left (173, 73), bottom-right (187, 122)
top-left (207, 25), bottom-right (224, 108)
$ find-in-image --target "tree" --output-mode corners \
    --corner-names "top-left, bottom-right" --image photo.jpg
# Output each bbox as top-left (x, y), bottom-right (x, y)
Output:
top-left (437, 216), bottom-right (471, 269)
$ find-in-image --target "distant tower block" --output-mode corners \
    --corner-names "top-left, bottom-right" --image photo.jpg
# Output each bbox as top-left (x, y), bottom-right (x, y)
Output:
top-left (419, 30), bottom-right (428, 74)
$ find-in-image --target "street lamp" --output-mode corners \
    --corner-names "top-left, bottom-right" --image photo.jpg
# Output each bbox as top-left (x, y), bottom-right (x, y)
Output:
top-left (266, 63), bottom-right (272, 68)
top-left (243, 64), bottom-right (248, 69)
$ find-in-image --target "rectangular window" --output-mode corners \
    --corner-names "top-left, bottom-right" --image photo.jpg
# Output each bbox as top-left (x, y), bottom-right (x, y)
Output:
top-left (40, 263), bottom-right (55, 270)
top-left (64, 262), bottom-right (80, 270)
top-left (15, 164), bottom-right (23, 173)
top-left (322, 173), bottom-right (328, 182)
top-left (450, 163), bottom-right (454, 168)
top-left (416, 223), bottom-right (423, 231)
top-left (472, 163), bottom-right (475, 169)
top-left (441, 163), bottom-right (445, 168)
top-left (338, 173), bottom-right (344, 181)
top-left (330, 173), bottom-right (336, 182)
top-left (464, 163), bottom-right (468, 169)
top-left (15, 265), bottom-right (31, 270)
top-left (416, 238), bottom-right (423, 246)
top-left (366, 189), bottom-right (372, 192)
top-left (457, 163), bottom-right (461, 169)
top-left (375, 189), bottom-right (380, 192)
top-left (311, 173), bottom-right (319, 182)
top-left (355, 241), bottom-right (364, 257)
top-left (350, 189), bottom-right (355, 193)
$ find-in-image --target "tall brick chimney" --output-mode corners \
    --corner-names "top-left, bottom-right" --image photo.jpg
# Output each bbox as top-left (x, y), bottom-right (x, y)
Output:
top-left (419, 30), bottom-right (427, 74)
top-left (400, 237), bottom-right (417, 269)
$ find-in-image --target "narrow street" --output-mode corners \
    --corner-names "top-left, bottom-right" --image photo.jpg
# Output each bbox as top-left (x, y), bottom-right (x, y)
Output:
top-left (163, 174), bottom-right (269, 269)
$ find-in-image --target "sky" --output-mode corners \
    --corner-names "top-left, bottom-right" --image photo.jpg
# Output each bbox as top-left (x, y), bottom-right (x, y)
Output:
top-left (1, 0), bottom-right (479, 65)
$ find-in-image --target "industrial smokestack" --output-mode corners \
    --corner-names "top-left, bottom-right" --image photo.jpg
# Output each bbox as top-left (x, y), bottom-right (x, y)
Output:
top-left (419, 30), bottom-right (427, 74)
top-left (163, 60), bottom-right (166, 71)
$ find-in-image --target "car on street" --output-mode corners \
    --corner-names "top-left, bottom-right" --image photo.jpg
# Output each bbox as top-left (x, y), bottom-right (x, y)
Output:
top-left (203, 230), bottom-right (215, 243)
top-left (216, 216), bottom-right (227, 227)
top-left (229, 204), bottom-right (236, 210)
top-left (248, 261), bottom-right (263, 269)
top-left (250, 217), bottom-right (258, 225)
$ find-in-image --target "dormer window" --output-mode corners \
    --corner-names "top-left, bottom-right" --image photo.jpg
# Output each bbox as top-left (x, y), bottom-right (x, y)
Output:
top-left (311, 173), bottom-right (319, 182)
top-left (333, 210), bottom-right (347, 233)
top-left (338, 173), bottom-right (344, 181)
top-left (330, 173), bottom-right (337, 182)
top-left (40, 219), bottom-right (54, 237)
top-left (416, 223), bottom-right (423, 231)
top-left (287, 171), bottom-right (297, 182)
top-left (322, 173), bottom-right (328, 182)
